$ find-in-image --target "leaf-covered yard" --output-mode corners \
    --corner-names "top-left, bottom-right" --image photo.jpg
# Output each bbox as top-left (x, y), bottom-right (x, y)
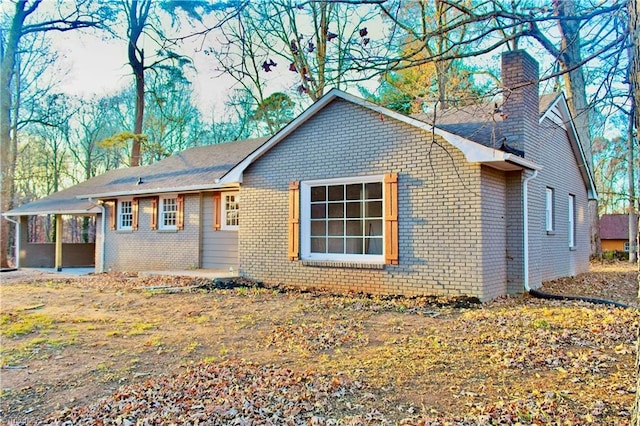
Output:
top-left (0, 262), bottom-right (637, 425)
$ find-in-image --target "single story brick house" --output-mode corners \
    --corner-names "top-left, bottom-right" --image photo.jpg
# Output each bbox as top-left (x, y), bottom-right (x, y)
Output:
top-left (3, 50), bottom-right (596, 301)
top-left (600, 214), bottom-right (631, 252)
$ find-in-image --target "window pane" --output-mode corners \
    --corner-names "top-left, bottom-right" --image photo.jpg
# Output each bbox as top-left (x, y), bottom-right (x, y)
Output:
top-left (365, 237), bottom-right (383, 255)
top-left (365, 201), bottom-right (382, 218)
top-left (327, 238), bottom-right (344, 253)
top-left (346, 202), bottom-right (361, 218)
top-left (346, 184), bottom-right (362, 200)
top-left (162, 198), bottom-right (177, 227)
top-left (365, 219), bottom-right (383, 236)
top-left (311, 220), bottom-right (326, 236)
top-left (328, 203), bottom-right (344, 218)
top-left (311, 186), bottom-right (326, 202)
top-left (225, 194), bottom-right (239, 226)
top-left (365, 182), bottom-right (382, 199)
top-left (346, 238), bottom-right (363, 254)
top-left (120, 201), bottom-right (132, 228)
top-left (311, 237), bottom-right (326, 253)
top-left (346, 220), bottom-right (362, 236)
top-left (328, 185), bottom-right (344, 201)
top-left (311, 204), bottom-right (326, 219)
top-left (328, 220), bottom-right (344, 236)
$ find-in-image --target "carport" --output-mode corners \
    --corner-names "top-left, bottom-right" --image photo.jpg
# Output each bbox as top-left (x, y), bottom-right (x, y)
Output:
top-left (2, 193), bottom-right (103, 272)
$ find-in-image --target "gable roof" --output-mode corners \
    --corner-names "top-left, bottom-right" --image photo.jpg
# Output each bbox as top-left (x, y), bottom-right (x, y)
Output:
top-left (220, 89), bottom-right (541, 185)
top-left (411, 92), bottom-right (596, 199)
top-left (4, 138), bottom-right (269, 216)
top-left (411, 93), bottom-right (561, 149)
top-left (600, 214), bottom-right (629, 240)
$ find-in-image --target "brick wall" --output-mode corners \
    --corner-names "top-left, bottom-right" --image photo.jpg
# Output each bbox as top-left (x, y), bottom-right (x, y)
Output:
top-left (527, 114), bottom-right (590, 286)
top-left (505, 171), bottom-right (524, 294)
top-left (240, 99), bottom-right (501, 300)
top-left (501, 50), bottom-right (589, 290)
top-left (104, 194), bottom-right (201, 272)
top-left (501, 51), bottom-right (540, 157)
top-left (480, 167), bottom-right (507, 300)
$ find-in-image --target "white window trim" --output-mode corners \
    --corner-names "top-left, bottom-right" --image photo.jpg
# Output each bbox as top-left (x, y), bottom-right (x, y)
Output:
top-left (159, 194), bottom-right (178, 230)
top-left (300, 175), bottom-right (385, 264)
top-left (624, 242), bottom-right (630, 252)
top-left (568, 194), bottom-right (575, 248)
top-left (221, 191), bottom-right (240, 231)
top-left (545, 187), bottom-right (554, 232)
top-left (117, 198), bottom-right (134, 231)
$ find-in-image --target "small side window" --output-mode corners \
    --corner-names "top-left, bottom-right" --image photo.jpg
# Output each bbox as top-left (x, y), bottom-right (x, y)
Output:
top-left (221, 192), bottom-right (239, 230)
top-left (545, 188), bottom-right (554, 232)
top-left (118, 199), bottom-right (133, 230)
top-left (568, 194), bottom-right (575, 248)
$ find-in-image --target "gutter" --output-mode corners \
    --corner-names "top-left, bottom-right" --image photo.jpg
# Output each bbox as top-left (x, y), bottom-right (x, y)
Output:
top-left (521, 170), bottom-right (627, 308)
top-left (88, 198), bottom-right (106, 273)
top-left (3, 216), bottom-right (20, 269)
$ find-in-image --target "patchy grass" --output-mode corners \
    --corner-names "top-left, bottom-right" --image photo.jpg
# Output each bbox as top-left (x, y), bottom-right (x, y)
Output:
top-left (0, 263), bottom-right (636, 425)
top-left (1, 312), bottom-right (54, 338)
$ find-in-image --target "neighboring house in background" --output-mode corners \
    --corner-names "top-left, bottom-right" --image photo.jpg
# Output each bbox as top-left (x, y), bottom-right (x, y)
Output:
top-left (3, 50), bottom-right (596, 301)
top-left (600, 214), bottom-right (630, 252)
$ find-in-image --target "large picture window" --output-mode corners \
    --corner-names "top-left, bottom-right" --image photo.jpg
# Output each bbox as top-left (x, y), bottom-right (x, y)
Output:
top-left (301, 176), bottom-right (385, 262)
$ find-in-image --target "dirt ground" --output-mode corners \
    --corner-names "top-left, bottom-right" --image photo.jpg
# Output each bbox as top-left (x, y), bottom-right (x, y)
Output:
top-left (0, 262), bottom-right (637, 425)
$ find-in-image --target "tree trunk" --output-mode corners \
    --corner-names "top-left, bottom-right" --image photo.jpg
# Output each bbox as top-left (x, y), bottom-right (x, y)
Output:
top-left (127, 0), bottom-right (150, 167)
top-left (554, 0), bottom-right (601, 257)
top-left (629, 105), bottom-right (637, 263)
top-left (629, 0), bottom-right (639, 422)
top-left (0, 1), bottom-right (27, 268)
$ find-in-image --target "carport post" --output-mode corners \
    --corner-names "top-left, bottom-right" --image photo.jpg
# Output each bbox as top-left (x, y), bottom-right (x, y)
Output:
top-left (55, 214), bottom-right (62, 271)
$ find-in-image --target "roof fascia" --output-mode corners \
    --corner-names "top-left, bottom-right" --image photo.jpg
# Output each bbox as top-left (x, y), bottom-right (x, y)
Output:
top-left (2, 208), bottom-right (101, 217)
top-left (539, 93), bottom-right (564, 126)
top-left (220, 89), bottom-right (540, 184)
top-left (77, 182), bottom-right (240, 200)
top-left (545, 93), bottom-right (598, 200)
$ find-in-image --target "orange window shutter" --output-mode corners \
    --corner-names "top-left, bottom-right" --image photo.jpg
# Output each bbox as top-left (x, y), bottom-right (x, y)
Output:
top-left (132, 198), bottom-right (139, 231)
top-left (177, 194), bottom-right (185, 230)
top-left (151, 197), bottom-right (158, 230)
top-left (108, 200), bottom-right (116, 231)
top-left (384, 173), bottom-right (399, 265)
top-left (213, 192), bottom-right (221, 231)
top-left (288, 181), bottom-right (300, 261)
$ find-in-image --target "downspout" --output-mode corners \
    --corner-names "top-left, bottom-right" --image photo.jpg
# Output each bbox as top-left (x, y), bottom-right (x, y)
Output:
top-left (4, 216), bottom-right (20, 269)
top-left (522, 170), bottom-right (628, 308)
top-left (522, 170), bottom-right (538, 292)
top-left (88, 198), bottom-right (106, 273)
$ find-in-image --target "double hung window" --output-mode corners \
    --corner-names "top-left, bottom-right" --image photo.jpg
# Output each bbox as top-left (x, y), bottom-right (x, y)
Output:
top-left (118, 199), bottom-right (133, 230)
top-left (159, 196), bottom-right (178, 230)
top-left (221, 192), bottom-right (239, 230)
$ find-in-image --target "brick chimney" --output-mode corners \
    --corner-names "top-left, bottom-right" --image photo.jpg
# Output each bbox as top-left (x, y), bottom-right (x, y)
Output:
top-left (501, 51), bottom-right (540, 159)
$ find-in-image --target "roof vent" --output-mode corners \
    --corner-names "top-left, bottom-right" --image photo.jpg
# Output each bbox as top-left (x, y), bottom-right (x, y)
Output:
top-left (136, 177), bottom-right (144, 185)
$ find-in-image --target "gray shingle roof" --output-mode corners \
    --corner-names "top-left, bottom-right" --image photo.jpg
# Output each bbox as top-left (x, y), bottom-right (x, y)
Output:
top-left (411, 93), bottom-right (561, 150)
top-left (5, 138), bottom-right (269, 216)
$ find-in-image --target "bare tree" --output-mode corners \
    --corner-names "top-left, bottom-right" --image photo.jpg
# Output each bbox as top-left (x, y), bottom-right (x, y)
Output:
top-left (628, 0), bottom-right (639, 421)
top-left (0, 0), bottom-right (106, 267)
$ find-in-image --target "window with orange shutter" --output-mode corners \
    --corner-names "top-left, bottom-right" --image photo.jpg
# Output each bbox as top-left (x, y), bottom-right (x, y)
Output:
top-left (296, 174), bottom-right (398, 264)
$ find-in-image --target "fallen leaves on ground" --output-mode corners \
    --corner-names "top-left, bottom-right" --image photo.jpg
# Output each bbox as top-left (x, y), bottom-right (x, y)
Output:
top-left (44, 359), bottom-right (369, 425)
top-left (1, 262), bottom-right (637, 425)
